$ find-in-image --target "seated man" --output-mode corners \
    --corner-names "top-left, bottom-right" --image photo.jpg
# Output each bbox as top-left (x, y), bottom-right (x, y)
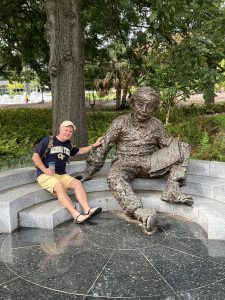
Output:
top-left (74, 87), bottom-right (193, 232)
top-left (32, 120), bottom-right (102, 224)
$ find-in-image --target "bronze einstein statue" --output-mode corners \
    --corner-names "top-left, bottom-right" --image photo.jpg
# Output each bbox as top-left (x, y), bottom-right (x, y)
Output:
top-left (75, 86), bottom-right (193, 232)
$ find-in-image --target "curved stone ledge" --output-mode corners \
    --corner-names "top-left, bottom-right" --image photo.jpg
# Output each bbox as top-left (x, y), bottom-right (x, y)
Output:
top-left (1, 159), bottom-right (225, 192)
top-left (18, 191), bottom-right (225, 240)
top-left (1, 159), bottom-right (225, 239)
top-left (0, 167), bottom-right (35, 193)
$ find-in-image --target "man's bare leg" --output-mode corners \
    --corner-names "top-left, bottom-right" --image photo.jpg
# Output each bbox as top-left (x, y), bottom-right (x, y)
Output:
top-left (53, 182), bottom-right (91, 222)
top-left (68, 178), bottom-right (100, 215)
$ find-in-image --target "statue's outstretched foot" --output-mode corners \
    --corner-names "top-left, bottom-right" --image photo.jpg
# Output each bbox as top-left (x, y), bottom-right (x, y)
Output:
top-left (134, 208), bottom-right (157, 232)
top-left (161, 193), bottom-right (194, 206)
top-left (161, 181), bottom-right (194, 206)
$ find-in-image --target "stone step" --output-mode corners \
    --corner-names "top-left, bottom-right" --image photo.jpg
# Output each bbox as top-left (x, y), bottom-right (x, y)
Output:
top-left (2, 173), bottom-right (225, 233)
top-left (187, 159), bottom-right (225, 178)
top-left (0, 160), bottom-right (108, 193)
top-left (142, 193), bottom-right (225, 240)
top-left (1, 159), bottom-right (225, 193)
top-left (0, 167), bottom-right (35, 192)
top-left (0, 183), bottom-right (54, 233)
top-left (0, 174), bottom-right (110, 233)
top-left (18, 190), bottom-right (225, 240)
top-left (84, 175), bottom-right (225, 203)
top-left (19, 191), bottom-right (117, 229)
top-left (183, 175), bottom-right (225, 202)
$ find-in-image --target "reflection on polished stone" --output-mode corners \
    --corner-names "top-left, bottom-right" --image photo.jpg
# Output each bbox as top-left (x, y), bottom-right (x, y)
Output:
top-left (1, 212), bottom-right (225, 299)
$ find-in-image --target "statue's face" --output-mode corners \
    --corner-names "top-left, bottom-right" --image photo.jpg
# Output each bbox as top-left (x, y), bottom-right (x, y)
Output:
top-left (133, 97), bottom-right (157, 122)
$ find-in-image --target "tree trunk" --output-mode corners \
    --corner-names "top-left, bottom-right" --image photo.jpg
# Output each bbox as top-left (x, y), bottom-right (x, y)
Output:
top-left (116, 83), bottom-right (122, 110)
top-left (203, 81), bottom-right (215, 105)
top-left (120, 77), bottom-right (130, 109)
top-left (115, 72), bottom-right (122, 110)
top-left (44, 0), bottom-right (87, 147)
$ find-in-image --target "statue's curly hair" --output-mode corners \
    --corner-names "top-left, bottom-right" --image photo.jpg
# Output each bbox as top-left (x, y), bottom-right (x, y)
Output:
top-left (130, 86), bottom-right (160, 109)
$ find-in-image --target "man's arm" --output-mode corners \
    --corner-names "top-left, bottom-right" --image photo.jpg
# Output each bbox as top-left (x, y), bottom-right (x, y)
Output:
top-left (32, 136), bottom-right (54, 176)
top-left (76, 137), bottom-right (103, 155)
top-left (75, 117), bottom-right (122, 180)
top-left (32, 153), bottom-right (54, 176)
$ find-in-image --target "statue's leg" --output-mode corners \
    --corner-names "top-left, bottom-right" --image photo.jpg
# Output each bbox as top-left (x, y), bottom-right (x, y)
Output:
top-left (107, 161), bottom-right (142, 215)
top-left (107, 161), bottom-right (157, 231)
top-left (161, 142), bottom-right (194, 206)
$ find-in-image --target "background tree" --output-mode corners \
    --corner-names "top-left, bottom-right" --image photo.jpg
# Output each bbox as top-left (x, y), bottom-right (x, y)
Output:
top-left (0, 0), bottom-right (88, 144)
top-left (1, 0), bottom-right (225, 125)
top-left (0, 0), bottom-right (49, 85)
top-left (136, 0), bottom-right (225, 110)
top-left (88, 42), bottom-right (134, 110)
top-left (44, 0), bottom-right (87, 145)
top-left (82, 0), bottom-right (144, 109)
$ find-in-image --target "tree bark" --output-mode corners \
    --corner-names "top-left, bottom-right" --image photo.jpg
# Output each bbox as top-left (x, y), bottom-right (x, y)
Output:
top-left (44, 0), bottom-right (87, 147)
top-left (116, 83), bottom-right (122, 110)
top-left (120, 76), bottom-right (131, 109)
top-left (203, 81), bottom-right (215, 105)
top-left (115, 73), bottom-right (122, 110)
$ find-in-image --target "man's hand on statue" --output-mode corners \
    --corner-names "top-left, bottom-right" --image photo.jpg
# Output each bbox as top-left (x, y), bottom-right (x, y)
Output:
top-left (93, 137), bottom-right (103, 148)
top-left (71, 171), bottom-right (92, 181)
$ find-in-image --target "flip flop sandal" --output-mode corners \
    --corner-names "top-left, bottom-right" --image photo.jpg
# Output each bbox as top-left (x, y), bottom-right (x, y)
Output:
top-left (74, 213), bottom-right (91, 224)
top-left (86, 207), bottom-right (102, 218)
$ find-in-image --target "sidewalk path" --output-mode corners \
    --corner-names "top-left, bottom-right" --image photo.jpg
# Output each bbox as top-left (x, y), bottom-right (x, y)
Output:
top-left (0, 92), bottom-right (225, 110)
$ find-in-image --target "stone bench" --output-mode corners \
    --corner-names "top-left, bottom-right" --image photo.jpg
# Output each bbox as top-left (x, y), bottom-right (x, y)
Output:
top-left (1, 159), bottom-right (225, 240)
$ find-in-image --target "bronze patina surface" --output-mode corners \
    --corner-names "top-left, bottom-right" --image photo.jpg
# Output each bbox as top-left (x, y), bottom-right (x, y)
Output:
top-left (74, 87), bottom-right (193, 231)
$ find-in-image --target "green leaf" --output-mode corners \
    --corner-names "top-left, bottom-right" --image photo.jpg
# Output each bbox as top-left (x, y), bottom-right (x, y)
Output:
top-left (149, 11), bottom-right (158, 22)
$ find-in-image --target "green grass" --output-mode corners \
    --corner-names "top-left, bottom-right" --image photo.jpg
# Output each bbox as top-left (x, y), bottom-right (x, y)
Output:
top-left (211, 113), bottom-right (225, 128)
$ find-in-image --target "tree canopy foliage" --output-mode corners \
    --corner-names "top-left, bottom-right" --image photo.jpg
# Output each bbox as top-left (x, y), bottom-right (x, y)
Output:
top-left (0, 0), bottom-right (49, 85)
top-left (0, 0), bottom-right (225, 107)
top-left (137, 0), bottom-right (225, 105)
top-left (82, 0), bottom-right (225, 108)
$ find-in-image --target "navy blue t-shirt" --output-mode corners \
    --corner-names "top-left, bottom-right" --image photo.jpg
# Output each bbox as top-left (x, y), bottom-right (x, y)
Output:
top-left (34, 136), bottom-right (79, 177)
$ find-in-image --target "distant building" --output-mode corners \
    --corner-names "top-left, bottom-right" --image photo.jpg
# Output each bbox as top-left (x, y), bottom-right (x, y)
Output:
top-left (0, 80), bottom-right (8, 95)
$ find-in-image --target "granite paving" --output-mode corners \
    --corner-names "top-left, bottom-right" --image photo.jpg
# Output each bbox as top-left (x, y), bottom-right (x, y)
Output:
top-left (1, 211), bottom-right (225, 300)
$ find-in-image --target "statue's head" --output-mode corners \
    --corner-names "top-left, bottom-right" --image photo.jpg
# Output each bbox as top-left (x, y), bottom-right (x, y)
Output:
top-left (130, 87), bottom-right (160, 122)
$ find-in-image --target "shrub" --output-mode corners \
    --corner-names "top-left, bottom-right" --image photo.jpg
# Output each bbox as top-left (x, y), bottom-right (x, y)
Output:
top-left (0, 108), bottom-right (52, 170)
top-left (0, 105), bottom-right (225, 170)
top-left (87, 110), bottom-right (126, 143)
top-left (192, 131), bottom-right (225, 161)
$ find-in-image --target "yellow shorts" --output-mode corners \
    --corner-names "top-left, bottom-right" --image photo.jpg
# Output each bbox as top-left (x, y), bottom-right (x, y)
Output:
top-left (37, 173), bottom-right (74, 194)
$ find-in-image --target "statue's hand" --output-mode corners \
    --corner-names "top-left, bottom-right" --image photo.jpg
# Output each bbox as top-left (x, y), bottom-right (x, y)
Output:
top-left (70, 171), bottom-right (92, 181)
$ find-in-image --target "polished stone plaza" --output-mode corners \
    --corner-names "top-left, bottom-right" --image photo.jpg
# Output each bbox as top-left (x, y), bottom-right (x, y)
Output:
top-left (1, 211), bottom-right (225, 300)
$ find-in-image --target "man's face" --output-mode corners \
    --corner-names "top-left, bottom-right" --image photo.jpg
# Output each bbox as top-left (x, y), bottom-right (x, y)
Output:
top-left (133, 97), bottom-right (157, 122)
top-left (59, 125), bottom-right (74, 141)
